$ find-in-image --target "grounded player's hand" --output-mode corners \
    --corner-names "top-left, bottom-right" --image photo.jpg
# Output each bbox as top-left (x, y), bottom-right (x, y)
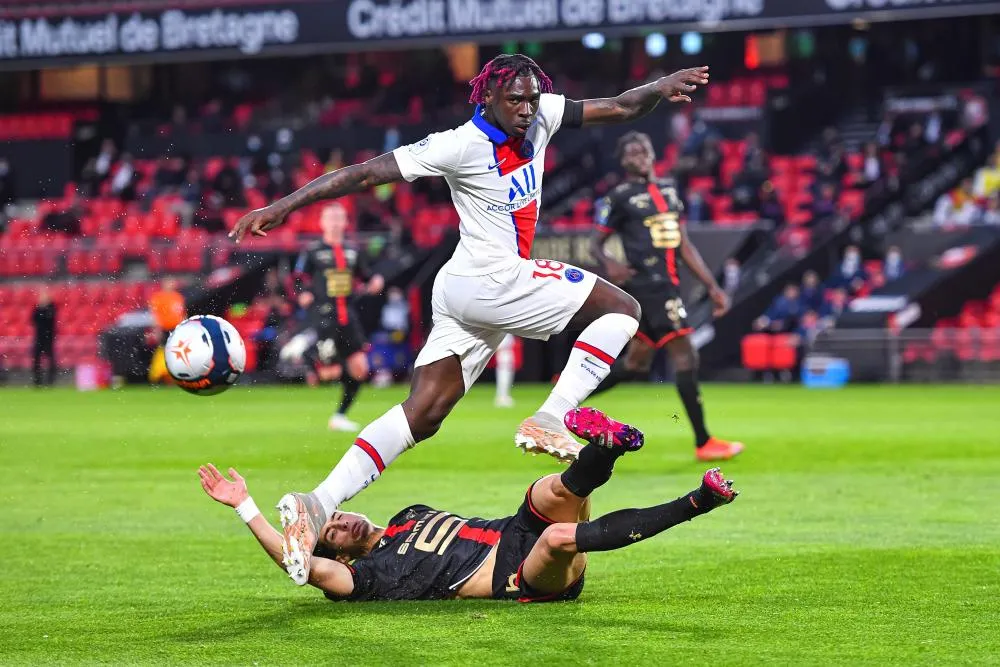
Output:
top-left (229, 205), bottom-right (286, 243)
top-left (709, 286), bottom-right (730, 317)
top-left (657, 66), bottom-right (709, 104)
top-left (198, 463), bottom-right (249, 508)
top-left (367, 274), bottom-right (386, 295)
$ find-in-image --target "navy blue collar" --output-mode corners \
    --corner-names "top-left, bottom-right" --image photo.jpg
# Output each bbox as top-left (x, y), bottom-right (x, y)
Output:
top-left (471, 104), bottom-right (508, 144)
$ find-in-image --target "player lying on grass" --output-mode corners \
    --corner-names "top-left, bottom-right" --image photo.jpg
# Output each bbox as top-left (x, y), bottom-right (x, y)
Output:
top-left (198, 408), bottom-right (738, 600)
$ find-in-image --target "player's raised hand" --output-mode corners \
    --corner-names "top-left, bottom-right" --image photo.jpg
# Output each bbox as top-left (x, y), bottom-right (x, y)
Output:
top-left (198, 463), bottom-right (249, 508)
top-left (229, 205), bottom-right (286, 244)
top-left (657, 66), bottom-right (709, 104)
top-left (709, 286), bottom-right (730, 317)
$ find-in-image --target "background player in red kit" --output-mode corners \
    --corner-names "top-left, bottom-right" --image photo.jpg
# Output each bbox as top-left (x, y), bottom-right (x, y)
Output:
top-left (230, 54), bottom-right (711, 585)
top-left (294, 203), bottom-right (384, 432)
top-left (198, 408), bottom-right (738, 602)
top-left (590, 132), bottom-right (744, 461)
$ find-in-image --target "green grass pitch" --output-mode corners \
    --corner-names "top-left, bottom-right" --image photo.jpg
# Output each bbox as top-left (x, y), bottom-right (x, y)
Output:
top-left (1, 383), bottom-right (999, 665)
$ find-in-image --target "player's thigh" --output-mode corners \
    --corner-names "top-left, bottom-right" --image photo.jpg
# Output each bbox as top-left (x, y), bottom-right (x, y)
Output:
top-left (520, 524), bottom-right (587, 594)
top-left (529, 474), bottom-right (587, 524)
top-left (624, 337), bottom-right (656, 370)
top-left (459, 259), bottom-right (598, 340)
top-left (413, 311), bottom-right (506, 393)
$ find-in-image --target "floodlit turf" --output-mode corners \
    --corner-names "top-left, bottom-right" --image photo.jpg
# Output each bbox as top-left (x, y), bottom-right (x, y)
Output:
top-left (1, 382), bottom-right (999, 665)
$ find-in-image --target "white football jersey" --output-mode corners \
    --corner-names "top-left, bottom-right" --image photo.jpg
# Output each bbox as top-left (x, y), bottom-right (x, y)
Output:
top-left (393, 93), bottom-right (567, 276)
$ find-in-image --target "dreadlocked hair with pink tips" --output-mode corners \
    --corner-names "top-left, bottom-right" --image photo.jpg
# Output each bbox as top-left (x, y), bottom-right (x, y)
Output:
top-left (468, 54), bottom-right (553, 104)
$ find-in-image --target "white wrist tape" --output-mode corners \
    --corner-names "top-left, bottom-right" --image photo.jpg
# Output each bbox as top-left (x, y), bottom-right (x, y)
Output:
top-left (235, 497), bottom-right (261, 523)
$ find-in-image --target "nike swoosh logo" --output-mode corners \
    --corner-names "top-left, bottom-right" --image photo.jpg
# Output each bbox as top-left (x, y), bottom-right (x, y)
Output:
top-left (488, 158), bottom-right (507, 170)
top-left (583, 356), bottom-right (605, 367)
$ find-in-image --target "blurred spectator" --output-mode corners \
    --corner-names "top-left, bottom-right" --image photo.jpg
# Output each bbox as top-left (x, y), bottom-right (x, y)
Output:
top-left (817, 127), bottom-right (841, 161)
top-left (170, 105), bottom-right (188, 132)
top-left (383, 126), bottom-right (401, 153)
top-left (0, 158), bottom-right (15, 207)
top-left (758, 182), bottom-right (785, 225)
top-left (110, 153), bottom-right (137, 201)
top-left (819, 288), bottom-right (849, 328)
top-left (214, 162), bottom-right (247, 207)
top-left (722, 258), bottom-right (741, 296)
top-left (176, 167), bottom-right (203, 226)
top-left (754, 283), bottom-right (802, 333)
top-left (861, 142), bottom-right (883, 187)
top-left (686, 191), bottom-right (707, 224)
top-left (924, 111), bottom-right (942, 145)
top-left (681, 119), bottom-right (717, 156)
top-left (743, 132), bottom-right (764, 167)
top-left (150, 278), bottom-right (187, 343)
top-left (973, 149), bottom-right (1000, 198)
top-left (698, 135), bottom-right (723, 181)
top-left (903, 122), bottom-right (926, 157)
top-left (94, 139), bottom-right (116, 181)
top-left (202, 99), bottom-right (224, 133)
top-left (815, 144), bottom-right (847, 190)
top-left (812, 183), bottom-right (839, 220)
top-left (254, 269), bottom-right (290, 373)
top-left (732, 153), bottom-right (768, 211)
top-left (79, 158), bottom-right (101, 197)
top-left (961, 89), bottom-right (988, 130)
top-left (32, 287), bottom-right (56, 387)
top-left (325, 148), bottom-right (345, 173)
top-left (670, 110), bottom-right (691, 146)
top-left (933, 178), bottom-right (980, 226)
top-left (982, 194), bottom-right (1000, 226)
top-left (829, 245), bottom-right (867, 295)
top-left (154, 156), bottom-right (187, 194)
top-left (800, 271), bottom-right (823, 311)
top-left (41, 198), bottom-right (82, 235)
top-left (884, 245), bottom-right (905, 282)
top-left (794, 310), bottom-right (822, 348)
top-left (380, 287), bottom-right (410, 335)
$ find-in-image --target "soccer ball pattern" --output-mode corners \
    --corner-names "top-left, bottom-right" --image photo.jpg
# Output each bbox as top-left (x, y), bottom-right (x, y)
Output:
top-left (165, 315), bottom-right (246, 396)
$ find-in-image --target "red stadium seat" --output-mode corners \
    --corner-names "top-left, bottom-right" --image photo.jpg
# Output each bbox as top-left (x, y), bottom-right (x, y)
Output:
top-left (770, 334), bottom-right (799, 371)
top-left (741, 334), bottom-right (771, 371)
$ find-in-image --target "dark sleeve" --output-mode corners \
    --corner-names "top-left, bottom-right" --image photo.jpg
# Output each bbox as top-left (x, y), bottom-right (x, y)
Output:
top-left (293, 248), bottom-right (311, 276)
top-left (324, 560), bottom-right (376, 602)
top-left (353, 246), bottom-right (373, 281)
top-left (562, 99), bottom-right (584, 130)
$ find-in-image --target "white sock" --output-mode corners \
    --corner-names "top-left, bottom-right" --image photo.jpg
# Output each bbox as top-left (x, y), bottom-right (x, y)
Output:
top-left (313, 404), bottom-right (415, 517)
top-left (539, 313), bottom-right (638, 421)
top-left (495, 336), bottom-right (514, 400)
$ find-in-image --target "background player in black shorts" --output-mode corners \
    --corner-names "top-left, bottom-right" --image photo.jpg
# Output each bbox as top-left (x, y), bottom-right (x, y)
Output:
top-left (294, 203), bottom-right (384, 432)
top-left (198, 408), bottom-right (738, 602)
top-left (590, 131), bottom-right (744, 462)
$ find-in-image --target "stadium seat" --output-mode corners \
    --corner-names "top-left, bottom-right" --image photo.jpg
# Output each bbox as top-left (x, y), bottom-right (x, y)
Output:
top-left (770, 334), bottom-right (799, 371)
top-left (741, 334), bottom-right (771, 371)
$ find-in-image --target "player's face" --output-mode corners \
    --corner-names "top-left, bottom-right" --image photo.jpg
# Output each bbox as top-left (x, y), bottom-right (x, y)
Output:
top-left (486, 76), bottom-right (540, 138)
top-left (319, 511), bottom-right (375, 561)
top-left (621, 139), bottom-right (655, 177)
top-left (320, 206), bottom-right (348, 239)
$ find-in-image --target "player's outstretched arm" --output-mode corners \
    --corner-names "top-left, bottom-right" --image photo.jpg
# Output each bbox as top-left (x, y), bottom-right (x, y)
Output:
top-left (678, 226), bottom-right (729, 317)
top-left (578, 67), bottom-right (710, 126)
top-left (229, 153), bottom-right (404, 242)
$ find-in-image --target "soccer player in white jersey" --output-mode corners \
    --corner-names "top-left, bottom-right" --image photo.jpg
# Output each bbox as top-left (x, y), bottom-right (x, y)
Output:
top-left (231, 54), bottom-right (710, 585)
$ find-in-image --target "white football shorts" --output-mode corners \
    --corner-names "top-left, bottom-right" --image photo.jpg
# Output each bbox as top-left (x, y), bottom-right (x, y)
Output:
top-left (414, 258), bottom-right (597, 389)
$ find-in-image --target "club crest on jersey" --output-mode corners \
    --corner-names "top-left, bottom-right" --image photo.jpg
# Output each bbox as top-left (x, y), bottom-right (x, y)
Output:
top-left (565, 268), bottom-right (584, 283)
top-left (520, 139), bottom-right (535, 159)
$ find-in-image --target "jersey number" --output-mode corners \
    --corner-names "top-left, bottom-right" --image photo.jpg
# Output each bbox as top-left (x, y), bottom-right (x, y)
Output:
top-left (531, 259), bottom-right (564, 280)
top-left (643, 213), bottom-right (681, 250)
top-left (324, 269), bottom-right (352, 297)
top-left (406, 512), bottom-right (468, 556)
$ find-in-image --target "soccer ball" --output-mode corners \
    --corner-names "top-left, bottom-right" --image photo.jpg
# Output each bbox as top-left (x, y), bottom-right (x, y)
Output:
top-left (165, 315), bottom-right (246, 396)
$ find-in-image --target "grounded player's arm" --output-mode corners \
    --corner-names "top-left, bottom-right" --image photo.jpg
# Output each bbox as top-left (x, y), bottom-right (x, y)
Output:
top-left (230, 153), bottom-right (404, 242)
top-left (578, 67), bottom-right (710, 126)
top-left (679, 226), bottom-right (729, 317)
top-left (590, 226), bottom-right (634, 285)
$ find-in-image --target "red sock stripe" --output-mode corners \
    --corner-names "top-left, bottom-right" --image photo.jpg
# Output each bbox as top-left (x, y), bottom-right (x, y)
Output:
top-left (457, 524), bottom-right (502, 545)
top-left (574, 341), bottom-right (615, 366)
top-left (354, 438), bottom-right (385, 473)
